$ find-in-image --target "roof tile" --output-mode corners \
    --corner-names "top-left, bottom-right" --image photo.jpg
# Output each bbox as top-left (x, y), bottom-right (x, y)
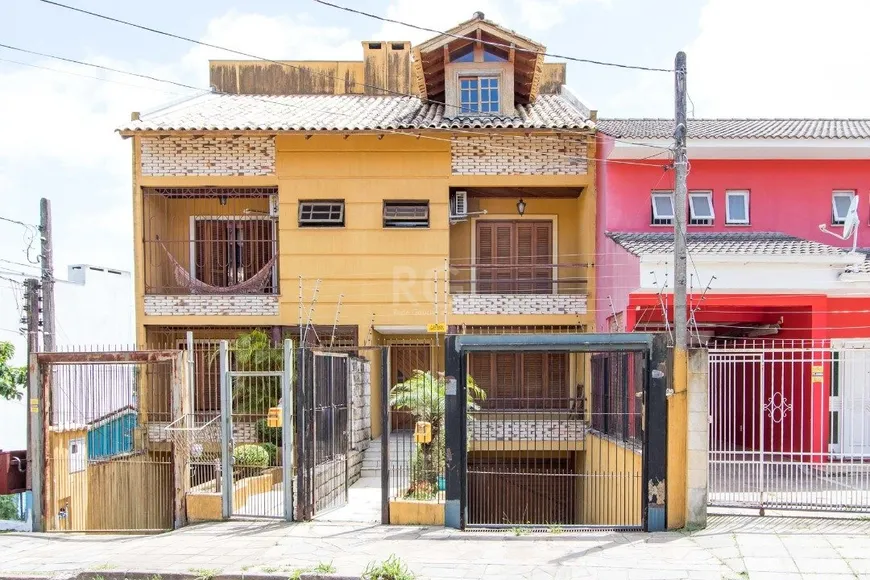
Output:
top-left (119, 93), bottom-right (594, 133)
top-left (607, 231), bottom-right (849, 257)
top-left (597, 118), bottom-right (870, 140)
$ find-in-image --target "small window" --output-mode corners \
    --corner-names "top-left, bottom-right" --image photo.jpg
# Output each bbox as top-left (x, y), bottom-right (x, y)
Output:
top-left (689, 191), bottom-right (714, 225)
top-left (651, 191), bottom-right (675, 225)
top-left (460, 76), bottom-right (499, 113)
top-left (298, 200), bottom-right (344, 227)
top-left (450, 44), bottom-right (475, 63)
top-left (832, 190), bottom-right (855, 225)
top-left (383, 201), bottom-right (429, 228)
top-left (726, 190), bottom-right (750, 224)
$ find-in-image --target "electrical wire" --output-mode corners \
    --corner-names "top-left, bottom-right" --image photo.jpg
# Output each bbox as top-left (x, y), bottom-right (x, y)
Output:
top-left (0, 43), bottom-right (673, 167)
top-left (0, 257), bottom-right (41, 270)
top-left (310, 0), bottom-right (673, 73)
top-left (0, 215), bottom-right (38, 229)
top-left (33, 0), bottom-right (674, 123)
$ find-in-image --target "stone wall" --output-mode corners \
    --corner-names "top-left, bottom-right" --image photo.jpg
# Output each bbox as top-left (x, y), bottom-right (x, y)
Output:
top-left (348, 357), bottom-right (372, 486)
top-left (451, 134), bottom-right (588, 175)
top-left (140, 136), bottom-right (275, 176)
top-left (451, 294), bottom-right (587, 315)
top-left (143, 294), bottom-right (279, 316)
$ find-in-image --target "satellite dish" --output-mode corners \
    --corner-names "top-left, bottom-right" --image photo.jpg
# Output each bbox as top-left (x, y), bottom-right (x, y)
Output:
top-left (819, 195), bottom-right (860, 254)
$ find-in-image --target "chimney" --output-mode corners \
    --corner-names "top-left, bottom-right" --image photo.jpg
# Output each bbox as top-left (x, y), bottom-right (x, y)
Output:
top-left (362, 40), bottom-right (411, 96)
top-left (473, 11), bottom-right (485, 20)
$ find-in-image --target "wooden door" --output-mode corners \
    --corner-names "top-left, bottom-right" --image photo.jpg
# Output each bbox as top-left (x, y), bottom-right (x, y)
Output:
top-left (475, 221), bottom-right (552, 294)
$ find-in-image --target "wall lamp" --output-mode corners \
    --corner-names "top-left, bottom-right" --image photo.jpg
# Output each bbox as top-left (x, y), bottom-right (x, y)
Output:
top-left (516, 198), bottom-right (526, 216)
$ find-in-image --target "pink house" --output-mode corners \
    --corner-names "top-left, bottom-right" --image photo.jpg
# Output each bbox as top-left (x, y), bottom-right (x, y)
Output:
top-left (594, 119), bottom-right (870, 510)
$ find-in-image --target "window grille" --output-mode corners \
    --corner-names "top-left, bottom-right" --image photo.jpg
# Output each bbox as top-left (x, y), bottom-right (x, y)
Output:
top-left (383, 201), bottom-right (429, 228)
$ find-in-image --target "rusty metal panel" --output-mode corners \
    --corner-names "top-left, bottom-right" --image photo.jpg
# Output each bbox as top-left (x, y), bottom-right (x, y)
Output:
top-left (37, 350), bottom-right (182, 365)
top-left (539, 63), bottom-right (567, 95)
top-left (0, 450), bottom-right (27, 494)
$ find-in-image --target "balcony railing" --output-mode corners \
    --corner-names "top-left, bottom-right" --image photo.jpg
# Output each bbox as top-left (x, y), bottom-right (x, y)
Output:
top-left (449, 263), bottom-right (589, 295)
top-left (144, 238), bottom-right (278, 295)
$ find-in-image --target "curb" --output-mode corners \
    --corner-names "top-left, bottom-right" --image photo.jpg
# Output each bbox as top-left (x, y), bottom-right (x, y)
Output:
top-left (68, 573), bottom-right (361, 580)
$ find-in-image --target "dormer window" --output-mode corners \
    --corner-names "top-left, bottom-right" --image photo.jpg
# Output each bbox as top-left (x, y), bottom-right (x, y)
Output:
top-left (460, 76), bottom-right (500, 113)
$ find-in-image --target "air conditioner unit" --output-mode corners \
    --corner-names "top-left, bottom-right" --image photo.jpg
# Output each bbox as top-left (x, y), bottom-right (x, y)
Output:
top-left (269, 194), bottom-right (279, 217)
top-left (452, 190), bottom-right (468, 217)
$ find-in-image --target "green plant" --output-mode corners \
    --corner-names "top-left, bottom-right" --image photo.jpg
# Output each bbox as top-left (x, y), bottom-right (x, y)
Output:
top-left (261, 566), bottom-right (278, 573)
top-left (361, 555), bottom-right (416, 580)
top-left (233, 444), bottom-right (269, 468)
top-left (256, 418), bottom-right (283, 448)
top-left (548, 525), bottom-right (563, 535)
top-left (188, 569), bottom-right (219, 580)
top-left (314, 562), bottom-right (336, 573)
top-left (259, 442), bottom-right (279, 466)
top-left (511, 526), bottom-right (530, 537)
top-left (0, 342), bottom-right (25, 401)
top-left (405, 480), bottom-right (435, 501)
top-left (0, 495), bottom-right (20, 520)
top-left (390, 371), bottom-right (485, 487)
top-left (208, 330), bottom-right (283, 414)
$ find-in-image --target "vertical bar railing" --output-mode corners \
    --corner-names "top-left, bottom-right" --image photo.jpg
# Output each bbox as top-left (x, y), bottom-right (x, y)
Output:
top-left (219, 340), bottom-right (232, 519)
top-left (282, 339), bottom-right (294, 521)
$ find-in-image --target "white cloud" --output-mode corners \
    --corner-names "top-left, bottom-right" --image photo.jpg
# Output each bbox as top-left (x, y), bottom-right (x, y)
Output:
top-left (518, 0), bottom-right (609, 32)
top-left (606, 0), bottom-right (870, 117)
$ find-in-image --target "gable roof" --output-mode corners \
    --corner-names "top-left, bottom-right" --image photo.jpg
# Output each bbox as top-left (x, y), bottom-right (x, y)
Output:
top-left (597, 119), bottom-right (870, 140)
top-left (118, 90), bottom-right (594, 133)
top-left (607, 231), bottom-right (851, 257)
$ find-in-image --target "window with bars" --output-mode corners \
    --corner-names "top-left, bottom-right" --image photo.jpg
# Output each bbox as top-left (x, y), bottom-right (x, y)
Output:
top-left (689, 191), bottom-right (715, 225)
top-left (298, 200), bottom-right (345, 227)
top-left (460, 76), bottom-right (500, 113)
top-left (651, 191), bottom-right (675, 225)
top-left (475, 220), bottom-right (553, 294)
top-left (193, 218), bottom-right (276, 292)
top-left (383, 201), bottom-right (430, 228)
top-left (469, 352), bottom-right (569, 410)
top-left (590, 352), bottom-right (643, 441)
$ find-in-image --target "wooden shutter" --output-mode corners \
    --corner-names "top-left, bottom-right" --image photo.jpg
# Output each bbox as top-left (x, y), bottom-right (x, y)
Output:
top-left (476, 223), bottom-right (494, 294)
top-left (515, 224), bottom-right (534, 294)
top-left (239, 219), bottom-right (273, 291)
top-left (522, 353), bottom-right (545, 409)
top-left (195, 220), bottom-right (229, 286)
top-left (547, 354), bottom-right (568, 409)
top-left (493, 223), bottom-right (514, 294)
top-left (533, 222), bottom-right (553, 293)
top-left (476, 220), bottom-right (552, 295)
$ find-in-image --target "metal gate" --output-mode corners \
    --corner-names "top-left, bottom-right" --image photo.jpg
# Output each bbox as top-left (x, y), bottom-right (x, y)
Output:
top-left (296, 349), bottom-right (351, 520)
top-left (31, 349), bottom-right (185, 533)
top-left (218, 339), bottom-right (293, 519)
top-left (446, 333), bottom-right (669, 531)
top-left (709, 340), bottom-right (870, 514)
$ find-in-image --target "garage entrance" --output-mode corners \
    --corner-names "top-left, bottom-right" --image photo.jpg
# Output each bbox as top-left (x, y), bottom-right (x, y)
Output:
top-left (445, 333), bottom-right (669, 531)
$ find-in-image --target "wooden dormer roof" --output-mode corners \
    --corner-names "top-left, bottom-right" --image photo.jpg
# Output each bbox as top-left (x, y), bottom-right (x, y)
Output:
top-left (412, 13), bottom-right (546, 106)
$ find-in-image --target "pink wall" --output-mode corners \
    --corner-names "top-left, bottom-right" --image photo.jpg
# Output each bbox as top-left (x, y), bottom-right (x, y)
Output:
top-left (600, 152), bottom-right (870, 246)
top-left (595, 135), bottom-right (640, 331)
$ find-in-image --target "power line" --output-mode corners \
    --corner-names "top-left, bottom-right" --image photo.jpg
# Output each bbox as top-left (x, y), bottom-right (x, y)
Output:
top-left (0, 56), bottom-right (194, 95)
top-left (311, 0), bottom-right (673, 73)
top-left (0, 215), bottom-right (38, 229)
top-left (0, 43), bottom-right (205, 92)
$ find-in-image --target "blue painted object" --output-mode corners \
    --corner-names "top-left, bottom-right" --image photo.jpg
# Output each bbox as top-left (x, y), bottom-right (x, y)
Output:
top-left (88, 409), bottom-right (137, 460)
top-left (437, 475), bottom-right (446, 491)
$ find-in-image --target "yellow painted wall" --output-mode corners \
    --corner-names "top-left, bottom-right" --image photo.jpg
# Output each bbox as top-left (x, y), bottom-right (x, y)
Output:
top-left (48, 429), bottom-right (88, 531)
top-left (389, 499), bottom-right (445, 525)
top-left (582, 433), bottom-right (642, 527)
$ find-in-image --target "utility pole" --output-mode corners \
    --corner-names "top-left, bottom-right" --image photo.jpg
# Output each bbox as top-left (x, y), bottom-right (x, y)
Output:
top-left (670, 50), bottom-right (689, 529)
top-left (23, 278), bottom-right (40, 492)
top-left (39, 198), bottom-right (56, 352)
top-left (673, 52), bottom-right (688, 353)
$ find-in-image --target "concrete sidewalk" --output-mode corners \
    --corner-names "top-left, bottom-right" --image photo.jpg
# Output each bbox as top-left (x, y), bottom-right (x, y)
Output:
top-left (2, 515), bottom-right (870, 579)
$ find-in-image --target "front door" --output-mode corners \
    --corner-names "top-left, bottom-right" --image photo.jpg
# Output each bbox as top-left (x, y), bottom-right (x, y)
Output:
top-left (475, 220), bottom-right (553, 294)
top-left (839, 347), bottom-right (870, 457)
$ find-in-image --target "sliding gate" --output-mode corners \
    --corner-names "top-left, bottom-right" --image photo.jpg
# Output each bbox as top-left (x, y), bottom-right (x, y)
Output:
top-left (445, 333), bottom-right (669, 531)
top-left (709, 340), bottom-right (870, 514)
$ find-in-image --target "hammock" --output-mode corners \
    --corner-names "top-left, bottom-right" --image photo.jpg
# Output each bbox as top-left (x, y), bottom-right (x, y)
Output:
top-left (158, 240), bottom-right (277, 295)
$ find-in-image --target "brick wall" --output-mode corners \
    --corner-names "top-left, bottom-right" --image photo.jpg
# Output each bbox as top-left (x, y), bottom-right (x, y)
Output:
top-left (140, 136), bottom-right (275, 176)
top-left (470, 418), bottom-right (587, 442)
top-left (451, 294), bottom-right (587, 315)
top-left (144, 295), bottom-right (278, 316)
top-left (451, 134), bottom-right (588, 175)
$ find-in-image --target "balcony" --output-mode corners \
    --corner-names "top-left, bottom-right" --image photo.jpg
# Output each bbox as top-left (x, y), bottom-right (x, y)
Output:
top-left (450, 262), bottom-right (589, 316)
top-left (142, 187), bottom-right (279, 317)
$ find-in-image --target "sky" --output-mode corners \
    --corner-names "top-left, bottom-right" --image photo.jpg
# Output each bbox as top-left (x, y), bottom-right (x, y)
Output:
top-left (1, 0), bottom-right (870, 445)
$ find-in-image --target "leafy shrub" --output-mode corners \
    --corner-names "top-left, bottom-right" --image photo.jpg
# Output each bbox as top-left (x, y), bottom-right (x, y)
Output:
top-left (362, 555), bottom-right (416, 580)
top-left (405, 480), bottom-right (435, 501)
top-left (259, 442), bottom-right (279, 466)
top-left (232, 444), bottom-right (269, 467)
top-left (255, 418), bottom-right (283, 448)
top-left (0, 495), bottom-right (19, 520)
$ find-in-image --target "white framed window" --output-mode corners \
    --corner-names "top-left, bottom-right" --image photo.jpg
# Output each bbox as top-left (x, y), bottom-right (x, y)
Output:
top-left (725, 190), bottom-right (750, 225)
top-left (460, 76), bottom-right (500, 113)
top-left (651, 191), bottom-right (675, 225)
top-left (689, 191), bottom-right (715, 225)
top-left (832, 190), bottom-right (855, 225)
top-left (298, 200), bottom-right (345, 227)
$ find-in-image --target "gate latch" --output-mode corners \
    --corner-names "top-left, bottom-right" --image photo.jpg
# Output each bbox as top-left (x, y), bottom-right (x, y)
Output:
top-left (414, 421), bottom-right (432, 444)
top-left (267, 406), bottom-right (282, 428)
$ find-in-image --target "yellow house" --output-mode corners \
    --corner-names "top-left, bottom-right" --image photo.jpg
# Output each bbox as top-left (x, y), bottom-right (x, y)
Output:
top-left (119, 13), bottom-right (607, 526)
